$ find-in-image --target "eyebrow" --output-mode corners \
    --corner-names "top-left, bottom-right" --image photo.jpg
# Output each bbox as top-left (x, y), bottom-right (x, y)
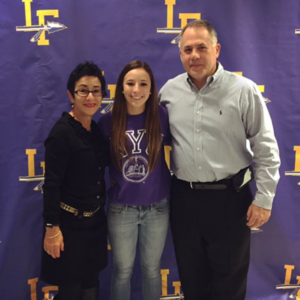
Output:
top-left (184, 42), bottom-right (206, 48)
top-left (125, 79), bottom-right (149, 82)
top-left (77, 84), bottom-right (101, 88)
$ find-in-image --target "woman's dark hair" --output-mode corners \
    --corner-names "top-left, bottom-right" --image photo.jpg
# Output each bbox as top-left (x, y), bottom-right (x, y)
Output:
top-left (67, 61), bottom-right (107, 97)
top-left (111, 60), bottom-right (161, 172)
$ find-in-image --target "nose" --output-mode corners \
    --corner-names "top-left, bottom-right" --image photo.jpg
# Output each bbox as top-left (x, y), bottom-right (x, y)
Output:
top-left (86, 91), bottom-right (95, 99)
top-left (133, 83), bottom-right (140, 93)
top-left (191, 49), bottom-right (200, 60)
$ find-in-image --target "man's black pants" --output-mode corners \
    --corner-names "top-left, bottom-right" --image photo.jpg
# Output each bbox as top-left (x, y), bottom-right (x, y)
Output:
top-left (170, 176), bottom-right (253, 300)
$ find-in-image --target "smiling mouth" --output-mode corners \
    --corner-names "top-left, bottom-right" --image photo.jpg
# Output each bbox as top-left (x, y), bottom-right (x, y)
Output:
top-left (84, 103), bottom-right (96, 108)
top-left (132, 96), bottom-right (143, 100)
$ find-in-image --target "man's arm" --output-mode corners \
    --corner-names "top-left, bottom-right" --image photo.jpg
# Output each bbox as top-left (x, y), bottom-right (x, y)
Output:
top-left (244, 83), bottom-right (280, 227)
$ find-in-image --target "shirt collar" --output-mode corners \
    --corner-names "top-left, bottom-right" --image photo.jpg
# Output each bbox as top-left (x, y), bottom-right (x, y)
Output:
top-left (209, 62), bottom-right (223, 83)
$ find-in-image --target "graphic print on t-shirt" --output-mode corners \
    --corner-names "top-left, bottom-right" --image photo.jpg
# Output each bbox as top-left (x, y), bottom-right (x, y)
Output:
top-left (123, 155), bottom-right (149, 183)
top-left (123, 129), bottom-right (149, 183)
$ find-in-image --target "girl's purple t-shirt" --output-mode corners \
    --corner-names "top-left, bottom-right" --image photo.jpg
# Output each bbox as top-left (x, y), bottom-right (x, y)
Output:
top-left (98, 106), bottom-right (171, 205)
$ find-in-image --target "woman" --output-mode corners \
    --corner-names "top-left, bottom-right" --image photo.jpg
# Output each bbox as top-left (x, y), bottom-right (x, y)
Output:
top-left (98, 60), bottom-right (171, 300)
top-left (41, 61), bottom-right (109, 300)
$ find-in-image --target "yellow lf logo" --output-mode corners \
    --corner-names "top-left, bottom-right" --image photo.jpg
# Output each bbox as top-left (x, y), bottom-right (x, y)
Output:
top-left (285, 146), bottom-right (300, 185)
top-left (235, 72), bottom-right (270, 104)
top-left (276, 265), bottom-right (300, 299)
top-left (19, 149), bottom-right (45, 192)
top-left (99, 84), bottom-right (116, 114)
top-left (28, 269), bottom-right (183, 300)
top-left (16, 0), bottom-right (67, 46)
top-left (157, 0), bottom-right (200, 44)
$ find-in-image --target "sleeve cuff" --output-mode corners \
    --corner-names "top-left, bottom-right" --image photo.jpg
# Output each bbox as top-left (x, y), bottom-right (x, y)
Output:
top-left (252, 192), bottom-right (274, 210)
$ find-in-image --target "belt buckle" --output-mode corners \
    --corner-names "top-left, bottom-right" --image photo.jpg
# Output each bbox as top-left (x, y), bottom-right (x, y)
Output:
top-left (83, 211), bottom-right (92, 217)
top-left (190, 182), bottom-right (194, 189)
top-left (83, 206), bottom-right (100, 217)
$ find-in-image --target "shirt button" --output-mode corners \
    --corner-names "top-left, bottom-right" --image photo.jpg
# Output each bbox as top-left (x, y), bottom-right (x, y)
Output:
top-left (97, 182), bottom-right (101, 185)
top-left (97, 196), bottom-right (100, 199)
top-left (197, 129), bottom-right (200, 132)
top-left (199, 167), bottom-right (201, 170)
top-left (197, 111), bottom-right (200, 114)
top-left (197, 148), bottom-right (200, 151)
top-left (98, 167), bottom-right (101, 170)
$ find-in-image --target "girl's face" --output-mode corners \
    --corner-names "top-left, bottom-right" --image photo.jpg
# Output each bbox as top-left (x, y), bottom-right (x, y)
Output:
top-left (123, 68), bottom-right (151, 115)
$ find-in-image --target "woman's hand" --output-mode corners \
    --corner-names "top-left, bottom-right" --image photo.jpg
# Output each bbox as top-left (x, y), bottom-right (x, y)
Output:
top-left (110, 176), bottom-right (116, 186)
top-left (44, 227), bottom-right (64, 259)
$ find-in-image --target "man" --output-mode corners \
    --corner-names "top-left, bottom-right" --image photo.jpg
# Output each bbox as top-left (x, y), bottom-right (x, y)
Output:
top-left (159, 20), bottom-right (280, 300)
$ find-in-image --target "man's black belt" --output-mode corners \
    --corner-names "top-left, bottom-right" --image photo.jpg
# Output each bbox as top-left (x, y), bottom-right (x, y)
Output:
top-left (190, 181), bottom-right (229, 190)
top-left (187, 166), bottom-right (254, 191)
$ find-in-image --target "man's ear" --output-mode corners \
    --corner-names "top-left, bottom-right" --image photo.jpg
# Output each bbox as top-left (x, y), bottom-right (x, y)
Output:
top-left (216, 43), bottom-right (221, 58)
top-left (179, 48), bottom-right (183, 63)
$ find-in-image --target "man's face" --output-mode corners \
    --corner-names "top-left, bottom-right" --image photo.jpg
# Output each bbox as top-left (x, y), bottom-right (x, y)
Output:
top-left (179, 27), bottom-right (221, 89)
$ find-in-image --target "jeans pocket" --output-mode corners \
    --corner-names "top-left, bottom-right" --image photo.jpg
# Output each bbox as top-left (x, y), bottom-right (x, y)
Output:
top-left (153, 198), bottom-right (169, 214)
top-left (108, 202), bottom-right (125, 215)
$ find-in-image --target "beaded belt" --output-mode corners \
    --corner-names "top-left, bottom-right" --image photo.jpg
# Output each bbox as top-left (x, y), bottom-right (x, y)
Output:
top-left (60, 202), bottom-right (100, 217)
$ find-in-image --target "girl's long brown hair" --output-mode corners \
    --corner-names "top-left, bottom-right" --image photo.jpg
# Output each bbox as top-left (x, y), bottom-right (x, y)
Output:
top-left (111, 60), bottom-right (161, 172)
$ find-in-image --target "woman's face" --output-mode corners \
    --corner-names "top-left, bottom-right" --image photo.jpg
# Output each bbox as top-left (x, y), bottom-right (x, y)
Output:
top-left (68, 76), bottom-right (102, 119)
top-left (123, 68), bottom-right (151, 115)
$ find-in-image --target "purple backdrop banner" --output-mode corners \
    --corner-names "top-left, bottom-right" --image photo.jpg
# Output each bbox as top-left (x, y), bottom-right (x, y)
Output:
top-left (0, 0), bottom-right (300, 299)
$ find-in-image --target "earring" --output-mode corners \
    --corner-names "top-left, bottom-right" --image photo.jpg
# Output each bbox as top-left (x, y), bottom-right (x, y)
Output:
top-left (71, 103), bottom-right (74, 108)
top-left (122, 91), bottom-right (124, 94)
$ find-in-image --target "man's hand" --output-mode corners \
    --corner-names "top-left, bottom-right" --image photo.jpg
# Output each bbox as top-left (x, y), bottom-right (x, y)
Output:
top-left (246, 204), bottom-right (271, 228)
top-left (44, 227), bottom-right (64, 259)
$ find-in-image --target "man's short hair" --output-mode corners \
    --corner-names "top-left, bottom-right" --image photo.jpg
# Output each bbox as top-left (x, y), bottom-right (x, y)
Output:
top-left (180, 20), bottom-right (218, 45)
top-left (67, 61), bottom-right (107, 98)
